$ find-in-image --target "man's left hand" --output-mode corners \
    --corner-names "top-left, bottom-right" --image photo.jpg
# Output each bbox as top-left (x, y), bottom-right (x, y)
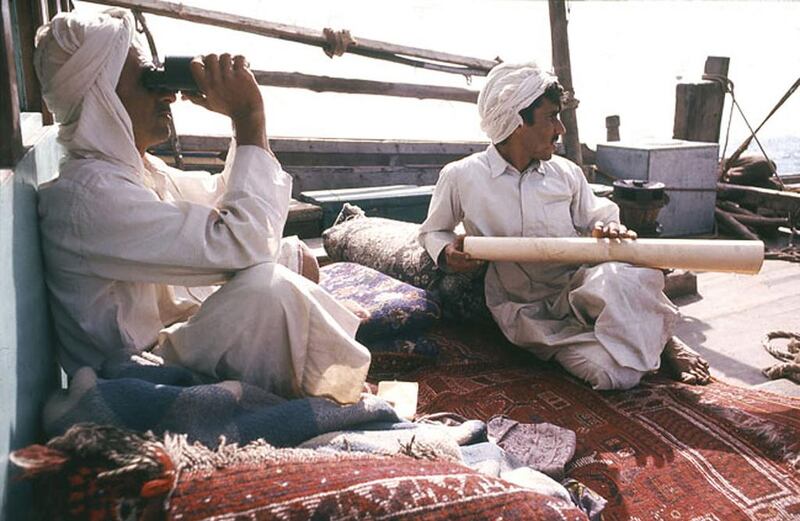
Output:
top-left (591, 221), bottom-right (638, 240)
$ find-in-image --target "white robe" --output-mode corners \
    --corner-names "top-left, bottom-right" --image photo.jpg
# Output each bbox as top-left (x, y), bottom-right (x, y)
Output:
top-left (419, 145), bottom-right (678, 390)
top-left (39, 146), bottom-right (371, 403)
top-left (35, 8), bottom-right (369, 403)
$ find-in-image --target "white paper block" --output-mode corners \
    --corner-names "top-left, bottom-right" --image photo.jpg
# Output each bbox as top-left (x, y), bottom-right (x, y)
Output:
top-left (377, 381), bottom-right (419, 420)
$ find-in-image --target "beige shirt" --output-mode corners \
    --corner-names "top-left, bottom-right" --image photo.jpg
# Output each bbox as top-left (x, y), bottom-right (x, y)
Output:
top-left (38, 144), bottom-right (292, 374)
top-left (419, 145), bottom-right (619, 303)
top-left (418, 146), bottom-right (677, 374)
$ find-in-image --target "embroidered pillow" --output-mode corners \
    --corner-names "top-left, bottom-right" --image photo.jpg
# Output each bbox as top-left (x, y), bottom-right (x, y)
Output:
top-left (322, 212), bottom-right (438, 289)
top-left (319, 262), bottom-right (441, 343)
top-left (322, 212), bottom-right (493, 324)
top-left (168, 447), bottom-right (589, 521)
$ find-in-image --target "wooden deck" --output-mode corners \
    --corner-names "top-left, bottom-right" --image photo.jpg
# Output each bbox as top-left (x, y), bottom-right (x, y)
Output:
top-left (673, 259), bottom-right (800, 396)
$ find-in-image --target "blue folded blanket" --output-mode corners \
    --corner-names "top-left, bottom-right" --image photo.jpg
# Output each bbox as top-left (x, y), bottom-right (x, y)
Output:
top-left (44, 362), bottom-right (401, 449)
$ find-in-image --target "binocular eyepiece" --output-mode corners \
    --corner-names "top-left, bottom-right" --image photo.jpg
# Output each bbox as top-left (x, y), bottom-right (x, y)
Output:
top-left (142, 56), bottom-right (198, 93)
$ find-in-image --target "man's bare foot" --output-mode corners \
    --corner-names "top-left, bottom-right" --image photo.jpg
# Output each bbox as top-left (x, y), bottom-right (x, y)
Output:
top-left (662, 336), bottom-right (711, 385)
top-left (341, 299), bottom-right (371, 322)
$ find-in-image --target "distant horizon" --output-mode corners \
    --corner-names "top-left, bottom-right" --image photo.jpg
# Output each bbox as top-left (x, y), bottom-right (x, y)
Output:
top-left (77, 0), bottom-right (800, 172)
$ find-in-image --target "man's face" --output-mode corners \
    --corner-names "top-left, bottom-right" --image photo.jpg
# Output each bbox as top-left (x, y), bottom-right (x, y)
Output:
top-left (115, 46), bottom-right (176, 155)
top-left (520, 97), bottom-right (566, 161)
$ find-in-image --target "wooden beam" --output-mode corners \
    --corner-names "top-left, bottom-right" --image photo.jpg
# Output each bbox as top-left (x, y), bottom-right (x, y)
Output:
top-left (14, 0), bottom-right (48, 113)
top-left (1, 0), bottom-right (23, 166)
top-left (718, 182), bottom-right (800, 214)
top-left (97, 0), bottom-right (497, 75)
top-left (252, 70), bottom-right (478, 103)
top-left (548, 0), bottom-right (582, 165)
top-left (286, 165), bottom-right (441, 198)
top-left (715, 207), bottom-right (761, 241)
top-left (154, 135), bottom-right (487, 157)
top-left (673, 56), bottom-right (728, 143)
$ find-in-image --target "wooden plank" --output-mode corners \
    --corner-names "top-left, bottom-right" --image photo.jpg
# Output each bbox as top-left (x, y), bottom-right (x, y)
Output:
top-left (97, 0), bottom-right (497, 74)
top-left (154, 135), bottom-right (487, 157)
top-left (548, 0), bottom-right (582, 166)
top-left (14, 0), bottom-right (47, 112)
top-left (717, 182), bottom-right (800, 214)
top-left (252, 70), bottom-right (478, 103)
top-left (0, 0), bottom-right (23, 167)
top-left (287, 165), bottom-right (441, 198)
top-left (714, 207), bottom-right (761, 241)
top-left (673, 56), bottom-right (728, 143)
top-left (730, 213), bottom-right (788, 228)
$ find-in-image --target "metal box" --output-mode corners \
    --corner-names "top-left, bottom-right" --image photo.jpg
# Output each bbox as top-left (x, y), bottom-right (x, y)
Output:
top-left (299, 185), bottom-right (435, 229)
top-left (596, 140), bottom-right (719, 236)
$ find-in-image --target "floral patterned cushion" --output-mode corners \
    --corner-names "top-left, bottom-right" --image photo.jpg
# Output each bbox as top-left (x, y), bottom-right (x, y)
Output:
top-left (322, 209), bottom-right (438, 289)
top-left (322, 211), bottom-right (493, 324)
top-left (319, 262), bottom-right (441, 344)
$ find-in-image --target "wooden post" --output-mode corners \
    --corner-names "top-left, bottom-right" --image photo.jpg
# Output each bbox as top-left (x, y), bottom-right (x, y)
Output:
top-left (673, 56), bottom-right (729, 143)
top-left (1, 0), bottom-right (23, 167)
top-left (548, 0), bottom-right (582, 166)
top-left (14, 0), bottom-right (48, 113)
top-left (605, 115), bottom-right (620, 142)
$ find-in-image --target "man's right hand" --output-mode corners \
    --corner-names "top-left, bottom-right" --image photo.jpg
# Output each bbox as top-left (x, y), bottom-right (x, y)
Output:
top-left (440, 235), bottom-right (486, 273)
top-left (185, 53), bottom-right (268, 150)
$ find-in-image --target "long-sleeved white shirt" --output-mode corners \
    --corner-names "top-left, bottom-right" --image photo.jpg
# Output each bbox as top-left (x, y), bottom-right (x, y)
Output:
top-left (419, 145), bottom-right (619, 303)
top-left (419, 146), bottom-right (677, 376)
top-left (38, 144), bottom-right (292, 374)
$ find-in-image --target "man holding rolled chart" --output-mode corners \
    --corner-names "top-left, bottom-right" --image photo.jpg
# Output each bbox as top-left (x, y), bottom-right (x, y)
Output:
top-left (418, 62), bottom-right (710, 390)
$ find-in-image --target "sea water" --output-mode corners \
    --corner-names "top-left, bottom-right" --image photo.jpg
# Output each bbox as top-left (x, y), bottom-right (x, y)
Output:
top-left (79, 0), bottom-right (799, 172)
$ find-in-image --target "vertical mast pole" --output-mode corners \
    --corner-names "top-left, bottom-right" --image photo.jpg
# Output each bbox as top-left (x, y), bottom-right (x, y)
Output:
top-left (548, 0), bottom-right (582, 166)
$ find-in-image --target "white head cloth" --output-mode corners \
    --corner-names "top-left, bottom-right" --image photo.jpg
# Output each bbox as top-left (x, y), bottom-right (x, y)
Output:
top-left (34, 8), bottom-right (143, 173)
top-left (477, 61), bottom-right (558, 144)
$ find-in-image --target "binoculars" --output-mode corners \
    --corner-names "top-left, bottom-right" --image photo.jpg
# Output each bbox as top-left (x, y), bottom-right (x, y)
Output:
top-left (142, 56), bottom-right (198, 93)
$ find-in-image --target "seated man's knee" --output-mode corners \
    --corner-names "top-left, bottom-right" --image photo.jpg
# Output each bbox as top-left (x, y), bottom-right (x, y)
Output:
top-left (226, 262), bottom-right (297, 303)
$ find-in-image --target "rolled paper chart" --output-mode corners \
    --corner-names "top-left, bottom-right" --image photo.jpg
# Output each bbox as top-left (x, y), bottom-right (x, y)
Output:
top-left (462, 237), bottom-right (764, 275)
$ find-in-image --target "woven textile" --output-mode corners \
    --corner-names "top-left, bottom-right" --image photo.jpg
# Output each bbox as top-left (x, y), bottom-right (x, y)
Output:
top-left (322, 214), bottom-right (493, 323)
top-left (167, 445), bottom-right (588, 521)
top-left (323, 215), bottom-right (438, 289)
top-left (319, 262), bottom-right (441, 343)
top-left (406, 322), bottom-right (800, 521)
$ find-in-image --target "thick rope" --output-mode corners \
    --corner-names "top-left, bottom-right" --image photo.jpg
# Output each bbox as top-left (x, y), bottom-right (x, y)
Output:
top-left (323, 27), bottom-right (356, 58)
top-left (762, 331), bottom-right (800, 384)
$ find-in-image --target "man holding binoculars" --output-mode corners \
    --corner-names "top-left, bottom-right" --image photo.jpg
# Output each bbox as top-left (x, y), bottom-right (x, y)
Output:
top-left (34, 8), bottom-right (371, 404)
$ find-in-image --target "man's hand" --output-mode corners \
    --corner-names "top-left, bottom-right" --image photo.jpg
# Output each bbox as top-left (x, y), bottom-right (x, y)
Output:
top-left (591, 221), bottom-right (638, 240)
top-left (440, 235), bottom-right (486, 273)
top-left (184, 54), bottom-right (268, 150)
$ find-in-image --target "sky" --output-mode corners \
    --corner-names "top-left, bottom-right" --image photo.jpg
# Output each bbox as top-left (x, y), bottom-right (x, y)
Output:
top-left (79, 0), bottom-right (800, 171)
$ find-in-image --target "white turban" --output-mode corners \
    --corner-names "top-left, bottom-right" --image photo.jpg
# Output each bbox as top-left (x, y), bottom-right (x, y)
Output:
top-left (34, 8), bottom-right (143, 173)
top-left (477, 61), bottom-right (558, 144)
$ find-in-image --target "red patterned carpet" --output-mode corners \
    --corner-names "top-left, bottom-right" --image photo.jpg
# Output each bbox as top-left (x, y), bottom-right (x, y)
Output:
top-left (397, 323), bottom-right (800, 521)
